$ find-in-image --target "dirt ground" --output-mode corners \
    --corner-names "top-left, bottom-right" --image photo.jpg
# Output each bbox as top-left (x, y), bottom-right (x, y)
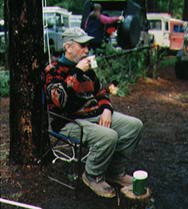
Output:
top-left (1, 60), bottom-right (188, 209)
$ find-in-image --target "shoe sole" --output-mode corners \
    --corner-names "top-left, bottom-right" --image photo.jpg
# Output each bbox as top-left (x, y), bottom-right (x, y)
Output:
top-left (107, 175), bottom-right (133, 187)
top-left (107, 178), bottom-right (133, 187)
top-left (82, 173), bottom-right (116, 198)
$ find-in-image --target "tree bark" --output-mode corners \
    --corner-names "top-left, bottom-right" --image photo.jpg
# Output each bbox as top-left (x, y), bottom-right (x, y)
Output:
top-left (7, 0), bottom-right (48, 164)
top-left (183, 0), bottom-right (188, 21)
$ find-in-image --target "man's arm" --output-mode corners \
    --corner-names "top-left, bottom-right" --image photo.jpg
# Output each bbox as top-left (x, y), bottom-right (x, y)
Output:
top-left (45, 58), bottom-right (90, 110)
top-left (95, 81), bottom-right (113, 114)
top-left (99, 14), bottom-right (123, 24)
top-left (44, 63), bottom-right (69, 109)
top-left (94, 77), bottom-right (113, 127)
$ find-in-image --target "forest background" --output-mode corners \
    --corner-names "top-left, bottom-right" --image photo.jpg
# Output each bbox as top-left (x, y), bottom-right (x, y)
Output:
top-left (0, 0), bottom-right (187, 20)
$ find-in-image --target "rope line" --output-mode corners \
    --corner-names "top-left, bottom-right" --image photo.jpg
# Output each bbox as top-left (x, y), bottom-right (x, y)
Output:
top-left (42, 0), bottom-right (52, 64)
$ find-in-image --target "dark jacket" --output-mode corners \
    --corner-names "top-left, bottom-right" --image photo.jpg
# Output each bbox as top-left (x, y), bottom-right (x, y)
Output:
top-left (85, 15), bottom-right (104, 45)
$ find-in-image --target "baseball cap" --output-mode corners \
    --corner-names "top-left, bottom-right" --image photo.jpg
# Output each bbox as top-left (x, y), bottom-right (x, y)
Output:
top-left (62, 27), bottom-right (94, 44)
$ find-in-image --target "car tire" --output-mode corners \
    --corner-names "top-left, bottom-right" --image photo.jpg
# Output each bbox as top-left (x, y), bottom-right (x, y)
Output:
top-left (175, 60), bottom-right (188, 80)
top-left (117, 15), bottom-right (141, 49)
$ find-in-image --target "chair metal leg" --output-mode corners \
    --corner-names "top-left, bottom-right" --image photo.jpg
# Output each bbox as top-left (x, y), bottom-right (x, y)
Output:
top-left (48, 176), bottom-right (75, 190)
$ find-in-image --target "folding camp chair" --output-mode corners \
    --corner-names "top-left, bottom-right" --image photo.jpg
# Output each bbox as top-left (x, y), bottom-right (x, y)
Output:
top-left (39, 109), bottom-right (89, 191)
top-left (38, 76), bottom-right (89, 192)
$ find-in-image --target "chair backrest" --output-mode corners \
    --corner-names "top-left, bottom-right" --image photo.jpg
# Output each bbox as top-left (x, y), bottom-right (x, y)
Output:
top-left (39, 63), bottom-right (88, 192)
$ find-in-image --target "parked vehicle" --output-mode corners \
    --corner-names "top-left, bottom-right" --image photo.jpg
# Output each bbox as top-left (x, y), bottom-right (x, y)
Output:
top-left (147, 13), bottom-right (185, 51)
top-left (81, 0), bottom-right (150, 49)
top-left (69, 15), bottom-right (82, 28)
top-left (43, 7), bottom-right (82, 53)
top-left (43, 6), bottom-right (71, 53)
top-left (0, 9), bottom-right (82, 55)
top-left (175, 24), bottom-right (188, 79)
top-left (0, 20), bottom-right (5, 54)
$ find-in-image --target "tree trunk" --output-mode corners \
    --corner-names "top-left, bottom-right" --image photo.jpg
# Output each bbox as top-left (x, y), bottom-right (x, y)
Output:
top-left (183, 0), bottom-right (188, 21)
top-left (7, 0), bottom-right (48, 164)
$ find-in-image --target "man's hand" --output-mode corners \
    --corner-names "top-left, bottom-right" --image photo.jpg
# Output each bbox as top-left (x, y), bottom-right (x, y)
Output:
top-left (118, 16), bottom-right (124, 22)
top-left (99, 109), bottom-right (112, 128)
top-left (76, 57), bottom-right (90, 72)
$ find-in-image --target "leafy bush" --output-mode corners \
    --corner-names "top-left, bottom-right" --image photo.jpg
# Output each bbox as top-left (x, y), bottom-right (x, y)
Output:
top-left (0, 70), bottom-right (9, 97)
top-left (0, 45), bottom-right (150, 97)
top-left (95, 44), bottom-right (149, 96)
top-left (147, 46), bottom-right (169, 78)
top-left (159, 56), bottom-right (176, 69)
top-left (0, 53), bottom-right (5, 66)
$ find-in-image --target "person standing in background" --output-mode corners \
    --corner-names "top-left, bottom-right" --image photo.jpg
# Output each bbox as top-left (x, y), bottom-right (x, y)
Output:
top-left (84, 3), bottom-right (124, 50)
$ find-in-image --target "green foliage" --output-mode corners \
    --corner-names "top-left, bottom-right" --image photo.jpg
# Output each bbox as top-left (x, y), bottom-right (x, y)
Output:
top-left (159, 56), bottom-right (176, 69)
top-left (147, 47), bottom-right (168, 78)
top-left (95, 44), bottom-right (148, 96)
top-left (0, 52), bottom-right (5, 66)
top-left (46, 0), bottom-right (185, 19)
top-left (0, 70), bottom-right (9, 97)
top-left (0, 0), bottom-right (3, 18)
top-left (47, 0), bottom-right (85, 14)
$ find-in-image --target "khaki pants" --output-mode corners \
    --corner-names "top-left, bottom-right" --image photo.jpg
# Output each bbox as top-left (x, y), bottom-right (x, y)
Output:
top-left (60, 111), bottom-right (143, 177)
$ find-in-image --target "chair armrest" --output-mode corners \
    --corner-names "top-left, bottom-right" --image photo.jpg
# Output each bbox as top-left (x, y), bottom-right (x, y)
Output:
top-left (48, 111), bottom-right (83, 128)
top-left (48, 111), bottom-right (84, 144)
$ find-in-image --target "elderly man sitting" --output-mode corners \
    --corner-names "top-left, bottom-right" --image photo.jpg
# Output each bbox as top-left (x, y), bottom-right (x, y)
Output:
top-left (45, 27), bottom-right (143, 198)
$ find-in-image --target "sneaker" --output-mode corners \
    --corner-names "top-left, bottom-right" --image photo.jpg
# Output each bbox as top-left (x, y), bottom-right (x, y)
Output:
top-left (82, 172), bottom-right (116, 198)
top-left (107, 174), bottom-right (133, 187)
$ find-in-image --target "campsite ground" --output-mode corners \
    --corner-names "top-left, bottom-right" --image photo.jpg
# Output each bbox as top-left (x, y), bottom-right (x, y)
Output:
top-left (1, 58), bottom-right (188, 209)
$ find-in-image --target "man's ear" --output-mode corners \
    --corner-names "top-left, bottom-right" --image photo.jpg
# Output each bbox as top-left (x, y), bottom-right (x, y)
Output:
top-left (64, 42), bottom-right (72, 53)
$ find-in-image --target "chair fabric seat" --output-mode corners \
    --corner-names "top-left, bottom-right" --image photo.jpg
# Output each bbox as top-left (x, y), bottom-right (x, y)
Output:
top-left (48, 130), bottom-right (80, 144)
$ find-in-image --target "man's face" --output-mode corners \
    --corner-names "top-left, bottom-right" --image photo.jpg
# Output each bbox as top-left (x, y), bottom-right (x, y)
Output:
top-left (66, 41), bottom-right (89, 63)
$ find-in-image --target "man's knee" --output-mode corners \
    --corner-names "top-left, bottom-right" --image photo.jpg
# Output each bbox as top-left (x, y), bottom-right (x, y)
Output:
top-left (100, 129), bottom-right (118, 147)
top-left (123, 117), bottom-right (143, 141)
top-left (134, 118), bottom-right (143, 132)
top-left (131, 118), bottom-right (143, 146)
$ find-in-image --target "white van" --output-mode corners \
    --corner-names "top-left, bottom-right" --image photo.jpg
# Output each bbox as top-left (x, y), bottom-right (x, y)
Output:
top-left (147, 13), bottom-right (185, 50)
top-left (68, 15), bottom-right (82, 28)
top-left (43, 7), bottom-right (82, 53)
top-left (43, 7), bottom-right (71, 53)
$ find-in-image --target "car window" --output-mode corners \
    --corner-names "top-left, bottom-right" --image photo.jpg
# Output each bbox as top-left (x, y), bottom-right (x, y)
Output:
top-left (44, 13), bottom-right (56, 27)
top-left (149, 20), bottom-right (162, 30)
top-left (55, 13), bottom-right (61, 26)
top-left (63, 16), bottom-right (69, 27)
top-left (173, 24), bottom-right (184, 33)
top-left (165, 22), bottom-right (168, 31)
